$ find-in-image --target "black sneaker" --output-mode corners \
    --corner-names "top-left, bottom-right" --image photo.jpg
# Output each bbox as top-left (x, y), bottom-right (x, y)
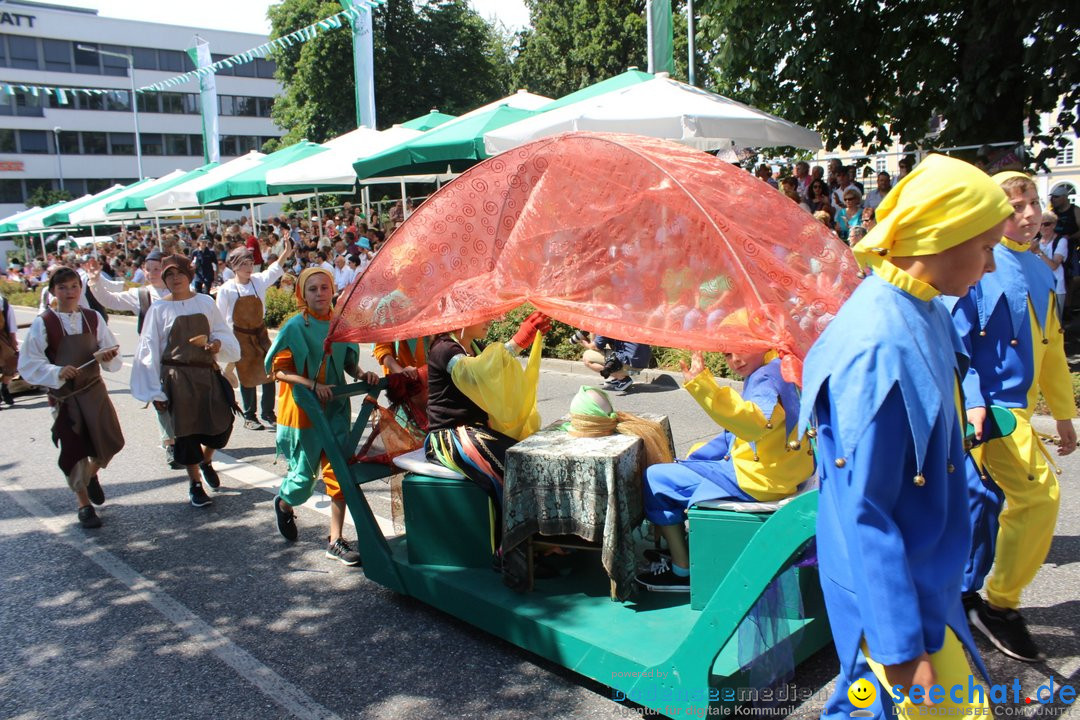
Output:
top-left (1, 384), bottom-right (14, 406)
top-left (261, 413), bottom-right (277, 425)
top-left (970, 603), bottom-right (1044, 662)
top-left (275, 496), bottom-right (298, 541)
top-left (608, 376), bottom-right (634, 393)
top-left (962, 591), bottom-right (984, 616)
top-left (199, 462), bottom-right (220, 489)
top-left (326, 537), bottom-right (362, 566)
top-left (77, 505), bottom-right (102, 529)
top-left (635, 558), bottom-right (690, 592)
top-left (243, 418), bottom-right (264, 431)
top-left (165, 445), bottom-right (183, 470)
top-left (643, 547), bottom-right (672, 564)
top-left (87, 475), bottom-right (105, 506)
top-left (189, 483), bottom-right (213, 508)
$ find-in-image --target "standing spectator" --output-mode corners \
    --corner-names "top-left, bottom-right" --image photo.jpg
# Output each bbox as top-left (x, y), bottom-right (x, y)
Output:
top-left (897, 156), bottom-right (913, 180)
top-left (834, 189), bottom-right (864, 243)
top-left (794, 161), bottom-right (812, 198)
top-left (864, 172), bottom-right (893, 211)
top-left (831, 167), bottom-right (860, 208)
top-left (332, 254), bottom-right (354, 291)
top-left (780, 177), bottom-right (811, 212)
top-left (755, 164), bottom-right (779, 188)
top-left (388, 201), bottom-right (404, 225)
top-left (191, 239), bottom-right (218, 295)
top-left (1050, 187), bottom-right (1080, 316)
top-left (807, 179), bottom-right (835, 219)
top-left (1035, 210), bottom-right (1069, 321)
top-left (826, 158), bottom-right (843, 192)
top-left (245, 231), bottom-right (264, 270)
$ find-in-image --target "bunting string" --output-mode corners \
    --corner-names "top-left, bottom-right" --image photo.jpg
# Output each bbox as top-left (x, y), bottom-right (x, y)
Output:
top-left (0, 0), bottom-right (385, 101)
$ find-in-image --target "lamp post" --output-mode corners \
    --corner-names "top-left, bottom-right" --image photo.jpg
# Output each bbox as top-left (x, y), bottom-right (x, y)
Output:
top-left (76, 45), bottom-right (143, 180)
top-left (52, 126), bottom-right (64, 192)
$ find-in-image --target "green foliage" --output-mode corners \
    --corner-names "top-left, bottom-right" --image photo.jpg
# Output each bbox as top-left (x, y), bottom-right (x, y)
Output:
top-left (264, 286), bottom-right (299, 328)
top-left (26, 187), bottom-right (72, 209)
top-left (512, 0), bottom-right (696, 97)
top-left (695, 0), bottom-right (1080, 156)
top-left (268, 0), bottom-right (512, 146)
top-left (0, 280), bottom-right (42, 308)
top-left (651, 346), bottom-right (732, 379)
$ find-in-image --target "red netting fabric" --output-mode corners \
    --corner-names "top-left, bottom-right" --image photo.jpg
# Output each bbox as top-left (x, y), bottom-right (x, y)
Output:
top-left (329, 132), bottom-right (861, 384)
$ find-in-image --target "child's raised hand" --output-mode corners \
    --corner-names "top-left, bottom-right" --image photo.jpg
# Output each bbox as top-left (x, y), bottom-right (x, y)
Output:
top-left (680, 351), bottom-right (706, 385)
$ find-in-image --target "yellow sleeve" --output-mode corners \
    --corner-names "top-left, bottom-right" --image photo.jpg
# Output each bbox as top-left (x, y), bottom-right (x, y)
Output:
top-left (1039, 307), bottom-right (1076, 420)
top-left (684, 370), bottom-right (771, 441)
top-left (372, 341), bottom-right (394, 367)
top-left (449, 335), bottom-right (542, 441)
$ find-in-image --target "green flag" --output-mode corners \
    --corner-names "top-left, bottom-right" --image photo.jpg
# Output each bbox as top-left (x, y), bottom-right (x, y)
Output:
top-left (647, 0), bottom-right (674, 75)
top-left (186, 38), bottom-right (220, 163)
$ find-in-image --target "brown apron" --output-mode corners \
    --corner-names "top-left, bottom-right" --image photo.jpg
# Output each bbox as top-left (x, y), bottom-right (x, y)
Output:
top-left (48, 316), bottom-right (125, 475)
top-left (232, 294), bottom-right (272, 387)
top-left (0, 302), bottom-right (17, 378)
top-left (161, 314), bottom-right (235, 438)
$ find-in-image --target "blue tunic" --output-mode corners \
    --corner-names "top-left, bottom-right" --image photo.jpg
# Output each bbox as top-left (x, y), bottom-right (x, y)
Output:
top-left (799, 272), bottom-right (986, 679)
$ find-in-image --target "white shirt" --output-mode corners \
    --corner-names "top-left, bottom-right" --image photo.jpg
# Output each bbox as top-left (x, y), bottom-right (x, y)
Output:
top-left (88, 275), bottom-right (168, 316)
top-left (319, 261), bottom-right (334, 274)
top-left (132, 268), bottom-right (146, 284)
top-left (131, 294), bottom-right (240, 403)
top-left (333, 265), bottom-right (355, 290)
top-left (18, 309), bottom-right (122, 390)
top-left (3, 297), bottom-right (16, 340)
top-left (1040, 235), bottom-right (1069, 294)
top-left (865, 188), bottom-right (889, 211)
top-left (222, 267), bottom-right (235, 282)
top-left (215, 261), bottom-right (284, 328)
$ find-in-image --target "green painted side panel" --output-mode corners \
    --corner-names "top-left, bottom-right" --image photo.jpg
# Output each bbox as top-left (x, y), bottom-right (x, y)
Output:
top-left (687, 508), bottom-right (769, 610)
top-left (401, 474), bottom-right (492, 567)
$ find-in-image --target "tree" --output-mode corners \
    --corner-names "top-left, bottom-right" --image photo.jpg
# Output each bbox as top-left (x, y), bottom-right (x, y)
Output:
top-left (511, 1), bottom-right (698, 99)
top-left (25, 186), bottom-right (72, 209)
top-left (694, 0), bottom-right (1080, 159)
top-left (268, 0), bottom-right (512, 146)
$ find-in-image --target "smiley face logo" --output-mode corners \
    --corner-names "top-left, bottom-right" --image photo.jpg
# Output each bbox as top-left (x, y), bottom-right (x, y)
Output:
top-left (847, 678), bottom-right (876, 709)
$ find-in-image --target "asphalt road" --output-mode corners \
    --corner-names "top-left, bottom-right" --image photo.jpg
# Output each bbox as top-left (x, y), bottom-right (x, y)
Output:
top-left (2, 306), bottom-right (1078, 720)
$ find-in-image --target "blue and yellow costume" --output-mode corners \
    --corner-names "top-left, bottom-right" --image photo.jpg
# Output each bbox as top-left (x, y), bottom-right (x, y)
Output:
top-left (643, 358), bottom-right (811, 524)
top-left (946, 173), bottom-right (1075, 609)
top-left (799, 155), bottom-right (1011, 719)
top-left (265, 268), bottom-right (358, 507)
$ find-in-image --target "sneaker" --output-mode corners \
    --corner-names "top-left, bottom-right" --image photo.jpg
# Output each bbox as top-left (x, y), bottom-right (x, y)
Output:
top-left (608, 376), bottom-right (634, 393)
top-left (87, 475), bottom-right (105, 506)
top-left (326, 537), bottom-right (361, 566)
top-left (1, 384), bottom-right (13, 406)
top-left (189, 483), bottom-right (213, 508)
top-left (275, 496), bottom-right (298, 541)
top-left (643, 547), bottom-right (672, 564)
top-left (243, 418), bottom-right (264, 431)
top-left (199, 462), bottom-right (221, 489)
top-left (635, 557), bottom-right (690, 592)
top-left (261, 412), bottom-right (277, 425)
top-left (77, 505), bottom-right (102, 529)
top-left (969, 602), bottom-right (1044, 662)
top-left (165, 445), bottom-right (183, 470)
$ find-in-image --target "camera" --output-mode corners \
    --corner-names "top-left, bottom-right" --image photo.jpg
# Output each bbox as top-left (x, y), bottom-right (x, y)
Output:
top-left (600, 354), bottom-right (623, 379)
top-left (570, 330), bottom-right (591, 345)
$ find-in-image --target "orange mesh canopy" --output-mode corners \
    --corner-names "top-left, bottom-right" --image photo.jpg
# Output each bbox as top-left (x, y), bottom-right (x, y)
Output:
top-left (329, 132), bottom-right (860, 384)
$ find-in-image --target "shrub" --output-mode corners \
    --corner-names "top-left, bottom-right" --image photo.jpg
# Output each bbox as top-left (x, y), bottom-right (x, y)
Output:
top-left (0, 280), bottom-right (42, 309)
top-left (264, 286), bottom-right (298, 328)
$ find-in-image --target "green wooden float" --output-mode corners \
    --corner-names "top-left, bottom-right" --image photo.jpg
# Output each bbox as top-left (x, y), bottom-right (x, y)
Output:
top-left (294, 379), bottom-right (831, 718)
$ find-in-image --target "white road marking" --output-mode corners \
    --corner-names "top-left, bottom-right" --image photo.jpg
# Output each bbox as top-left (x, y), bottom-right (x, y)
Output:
top-left (0, 477), bottom-right (343, 720)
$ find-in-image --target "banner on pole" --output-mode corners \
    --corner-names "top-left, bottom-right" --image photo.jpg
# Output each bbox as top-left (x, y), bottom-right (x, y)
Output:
top-left (646, 0), bottom-right (675, 75)
top-left (186, 38), bottom-right (220, 163)
top-left (341, 0), bottom-right (377, 129)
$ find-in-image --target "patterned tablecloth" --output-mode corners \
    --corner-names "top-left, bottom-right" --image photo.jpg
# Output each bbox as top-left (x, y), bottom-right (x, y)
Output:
top-left (501, 415), bottom-right (673, 601)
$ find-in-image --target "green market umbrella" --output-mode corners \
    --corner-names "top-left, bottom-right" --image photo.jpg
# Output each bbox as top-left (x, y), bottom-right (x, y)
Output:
top-left (28, 185), bottom-right (129, 230)
top-left (539, 68), bottom-right (654, 111)
top-left (197, 141), bottom-right (328, 205)
top-left (0, 205), bottom-right (46, 235)
top-left (352, 105), bottom-right (538, 180)
top-left (399, 110), bottom-right (456, 131)
top-left (104, 164), bottom-right (216, 215)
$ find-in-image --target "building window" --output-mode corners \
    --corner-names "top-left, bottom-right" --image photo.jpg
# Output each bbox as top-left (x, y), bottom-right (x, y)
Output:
top-left (58, 131), bottom-right (80, 154)
top-left (160, 93), bottom-right (185, 114)
top-left (74, 43), bottom-right (101, 74)
top-left (237, 136), bottom-right (260, 153)
top-left (13, 92), bottom-right (44, 117)
top-left (0, 179), bottom-right (24, 203)
top-left (86, 178), bottom-right (111, 194)
top-left (137, 93), bottom-right (160, 113)
top-left (109, 132), bottom-right (135, 155)
top-left (182, 93), bottom-right (200, 114)
top-left (158, 50), bottom-right (184, 72)
top-left (212, 54), bottom-right (234, 77)
top-left (256, 97), bottom-right (273, 118)
top-left (189, 134), bottom-right (203, 157)
top-left (219, 135), bottom-right (238, 156)
top-left (0, 36), bottom-right (8, 67)
top-left (165, 134), bottom-right (188, 156)
top-left (133, 47), bottom-right (157, 70)
top-left (255, 58), bottom-right (276, 79)
top-left (82, 132), bottom-right (108, 155)
top-left (8, 35), bottom-right (39, 70)
top-left (64, 179), bottom-right (88, 196)
top-left (234, 96), bottom-right (258, 116)
top-left (1059, 142), bottom-right (1075, 166)
top-left (141, 133), bottom-right (165, 156)
top-left (105, 90), bottom-right (131, 112)
top-left (77, 93), bottom-right (105, 112)
top-left (219, 95), bottom-right (234, 116)
top-left (19, 130), bottom-right (48, 154)
top-left (0, 129), bottom-right (14, 153)
top-left (875, 156), bottom-right (888, 174)
top-left (43, 39), bottom-right (73, 73)
top-left (101, 45), bottom-right (130, 77)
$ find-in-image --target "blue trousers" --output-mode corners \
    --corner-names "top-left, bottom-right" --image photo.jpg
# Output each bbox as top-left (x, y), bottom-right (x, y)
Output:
top-left (962, 453), bottom-right (1005, 594)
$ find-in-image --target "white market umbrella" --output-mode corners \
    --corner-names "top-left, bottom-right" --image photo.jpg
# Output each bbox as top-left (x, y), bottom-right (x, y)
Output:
top-left (67, 171), bottom-right (188, 226)
top-left (483, 76), bottom-right (822, 154)
top-left (144, 152), bottom-right (266, 212)
top-left (265, 126), bottom-right (423, 190)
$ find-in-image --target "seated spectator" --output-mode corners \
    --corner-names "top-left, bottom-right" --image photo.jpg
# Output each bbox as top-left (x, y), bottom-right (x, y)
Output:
top-left (812, 210), bottom-right (834, 230)
top-left (635, 323), bottom-right (813, 592)
top-left (780, 177), bottom-right (812, 212)
top-left (581, 334), bottom-right (651, 393)
top-left (756, 164), bottom-right (779, 188)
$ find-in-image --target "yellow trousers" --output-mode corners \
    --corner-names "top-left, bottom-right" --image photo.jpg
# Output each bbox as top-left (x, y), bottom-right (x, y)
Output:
top-left (864, 628), bottom-right (990, 715)
top-left (980, 410), bottom-right (1060, 609)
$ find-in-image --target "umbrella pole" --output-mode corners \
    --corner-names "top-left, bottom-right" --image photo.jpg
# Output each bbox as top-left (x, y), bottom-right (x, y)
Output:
top-left (315, 193), bottom-right (322, 240)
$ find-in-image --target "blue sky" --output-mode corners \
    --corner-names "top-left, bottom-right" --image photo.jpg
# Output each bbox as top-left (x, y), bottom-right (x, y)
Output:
top-left (66, 0), bottom-right (531, 34)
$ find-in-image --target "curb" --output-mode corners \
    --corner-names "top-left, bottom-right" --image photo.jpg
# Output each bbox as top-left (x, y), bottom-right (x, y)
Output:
top-left (534, 355), bottom-right (743, 390)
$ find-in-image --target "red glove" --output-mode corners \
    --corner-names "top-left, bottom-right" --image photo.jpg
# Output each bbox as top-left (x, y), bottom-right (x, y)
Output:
top-left (512, 311), bottom-right (552, 349)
